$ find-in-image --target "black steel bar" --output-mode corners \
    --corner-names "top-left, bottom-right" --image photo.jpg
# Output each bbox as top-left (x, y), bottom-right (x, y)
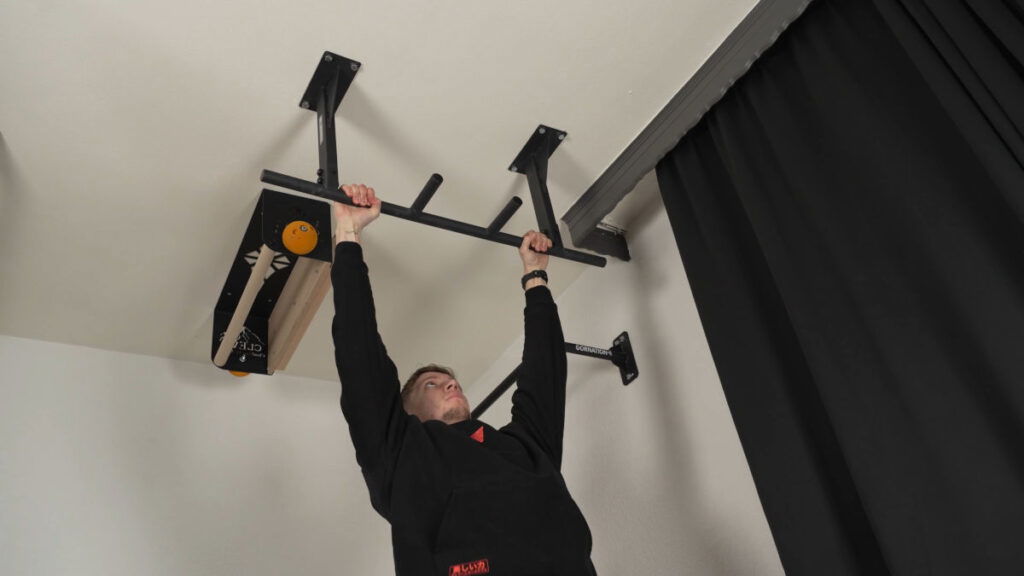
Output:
top-left (470, 367), bottom-right (519, 420)
top-left (524, 153), bottom-right (564, 249)
top-left (410, 174), bottom-right (443, 214)
top-left (260, 169), bottom-right (607, 267)
top-left (565, 341), bottom-right (614, 360)
top-left (486, 197), bottom-right (523, 236)
top-left (471, 340), bottom-right (625, 419)
top-left (316, 74), bottom-right (340, 192)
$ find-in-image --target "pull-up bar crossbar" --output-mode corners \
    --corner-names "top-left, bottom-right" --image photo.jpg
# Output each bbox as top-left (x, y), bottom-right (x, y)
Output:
top-left (471, 332), bottom-right (638, 419)
top-left (261, 169), bottom-right (604, 267)
top-left (260, 51), bottom-right (607, 268)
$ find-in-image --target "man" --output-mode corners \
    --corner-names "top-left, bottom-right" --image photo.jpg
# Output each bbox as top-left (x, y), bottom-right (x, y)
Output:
top-left (332, 183), bottom-right (597, 576)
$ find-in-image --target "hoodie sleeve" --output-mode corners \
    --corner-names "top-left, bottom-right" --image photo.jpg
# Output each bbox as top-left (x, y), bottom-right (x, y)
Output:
top-left (331, 241), bottom-right (408, 519)
top-left (508, 284), bottom-right (568, 469)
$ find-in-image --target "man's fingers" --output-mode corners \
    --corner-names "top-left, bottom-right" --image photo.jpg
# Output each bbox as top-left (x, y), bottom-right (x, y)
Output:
top-left (341, 184), bottom-right (361, 204)
top-left (520, 230), bottom-right (554, 253)
top-left (339, 184), bottom-right (378, 207)
top-left (521, 231), bottom-right (535, 250)
top-left (520, 231), bottom-right (556, 256)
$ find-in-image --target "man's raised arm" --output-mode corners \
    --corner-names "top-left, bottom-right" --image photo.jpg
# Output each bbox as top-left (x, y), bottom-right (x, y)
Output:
top-left (331, 184), bottom-right (405, 518)
top-left (508, 231), bottom-right (569, 468)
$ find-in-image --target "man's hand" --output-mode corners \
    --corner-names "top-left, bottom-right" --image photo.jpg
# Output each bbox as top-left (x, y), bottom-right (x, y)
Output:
top-left (334, 184), bottom-right (381, 244)
top-left (519, 230), bottom-right (552, 273)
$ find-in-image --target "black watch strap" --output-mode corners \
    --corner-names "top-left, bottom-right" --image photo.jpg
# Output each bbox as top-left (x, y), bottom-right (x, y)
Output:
top-left (521, 270), bottom-right (548, 289)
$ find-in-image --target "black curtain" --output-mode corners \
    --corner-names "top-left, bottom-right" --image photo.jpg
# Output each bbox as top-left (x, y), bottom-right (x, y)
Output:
top-left (655, 0), bottom-right (1024, 574)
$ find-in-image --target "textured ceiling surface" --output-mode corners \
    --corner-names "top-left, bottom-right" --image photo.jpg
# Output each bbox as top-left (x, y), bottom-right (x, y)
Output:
top-left (0, 0), bottom-right (755, 386)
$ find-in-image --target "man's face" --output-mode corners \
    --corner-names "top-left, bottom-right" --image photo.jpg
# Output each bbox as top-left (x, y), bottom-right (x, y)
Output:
top-left (405, 371), bottom-right (471, 424)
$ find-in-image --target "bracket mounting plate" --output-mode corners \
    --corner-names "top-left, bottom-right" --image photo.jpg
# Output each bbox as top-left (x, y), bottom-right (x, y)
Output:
top-left (508, 125), bottom-right (567, 174)
top-left (300, 52), bottom-right (361, 114)
top-left (611, 331), bottom-right (639, 386)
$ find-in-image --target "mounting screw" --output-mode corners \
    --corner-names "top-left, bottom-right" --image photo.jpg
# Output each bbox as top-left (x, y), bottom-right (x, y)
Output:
top-left (301, 101), bottom-right (310, 109)
top-left (509, 165), bottom-right (517, 172)
top-left (324, 54), bottom-right (333, 62)
top-left (538, 127), bottom-right (546, 134)
top-left (558, 133), bottom-right (565, 141)
top-left (350, 63), bottom-right (360, 71)
top-left (317, 177), bottom-right (324, 185)
top-left (239, 354), bottom-right (247, 363)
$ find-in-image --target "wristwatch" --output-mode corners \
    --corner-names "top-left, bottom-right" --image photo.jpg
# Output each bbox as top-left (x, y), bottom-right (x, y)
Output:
top-left (521, 270), bottom-right (548, 289)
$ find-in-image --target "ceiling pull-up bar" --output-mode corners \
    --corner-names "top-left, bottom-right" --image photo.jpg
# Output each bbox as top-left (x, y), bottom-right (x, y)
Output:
top-left (259, 51), bottom-right (607, 268)
top-left (212, 51), bottom-right (612, 376)
top-left (471, 332), bottom-right (639, 419)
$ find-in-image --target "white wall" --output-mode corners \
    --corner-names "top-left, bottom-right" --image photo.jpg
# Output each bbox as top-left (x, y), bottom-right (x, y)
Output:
top-left (0, 336), bottom-right (393, 576)
top-left (469, 182), bottom-right (784, 575)
top-left (1, 181), bottom-right (783, 576)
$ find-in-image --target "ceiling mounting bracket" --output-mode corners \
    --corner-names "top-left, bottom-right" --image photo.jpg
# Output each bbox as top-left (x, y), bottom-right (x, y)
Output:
top-left (508, 125), bottom-right (568, 249)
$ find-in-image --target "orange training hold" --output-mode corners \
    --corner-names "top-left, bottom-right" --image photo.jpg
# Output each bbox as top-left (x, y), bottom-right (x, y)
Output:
top-left (282, 220), bottom-right (318, 255)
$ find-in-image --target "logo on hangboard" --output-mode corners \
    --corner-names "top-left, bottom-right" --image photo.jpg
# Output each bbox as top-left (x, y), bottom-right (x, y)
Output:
top-left (217, 327), bottom-right (267, 364)
top-left (244, 250), bottom-right (291, 279)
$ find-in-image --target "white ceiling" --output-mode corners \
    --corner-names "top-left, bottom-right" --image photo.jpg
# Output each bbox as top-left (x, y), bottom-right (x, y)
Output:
top-left (0, 0), bottom-right (756, 386)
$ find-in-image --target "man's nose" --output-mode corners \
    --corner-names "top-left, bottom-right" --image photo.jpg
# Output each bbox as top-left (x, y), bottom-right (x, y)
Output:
top-left (445, 379), bottom-right (459, 391)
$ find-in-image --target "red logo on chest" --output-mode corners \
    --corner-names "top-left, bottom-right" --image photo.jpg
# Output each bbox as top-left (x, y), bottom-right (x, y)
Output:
top-left (470, 426), bottom-right (485, 443)
top-left (449, 558), bottom-right (490, 576)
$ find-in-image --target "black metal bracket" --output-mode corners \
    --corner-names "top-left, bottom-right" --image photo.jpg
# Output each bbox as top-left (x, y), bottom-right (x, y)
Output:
top-left (259, 52), bottom-right (606, 267)
top-left (471, 331), bottom-right (638, 419)
top-left (509, 125), bottom-right (567, 249)
top-left (301, 52), bottom-right (360, 193)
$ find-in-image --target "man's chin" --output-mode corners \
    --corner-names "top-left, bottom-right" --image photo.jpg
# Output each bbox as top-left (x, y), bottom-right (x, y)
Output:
top-left (441, 405), bottom-right (471, 424)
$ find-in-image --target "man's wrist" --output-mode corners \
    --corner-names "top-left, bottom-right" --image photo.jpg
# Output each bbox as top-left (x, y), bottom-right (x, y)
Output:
top-left (523, 277), bottom-right (547, 290)
top-left (335, 224), bottom-right (361, 245)
top-left (522, 269), bottom-right (548, 290)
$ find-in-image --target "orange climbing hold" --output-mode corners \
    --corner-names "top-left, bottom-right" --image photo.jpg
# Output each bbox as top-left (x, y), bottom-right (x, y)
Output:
top-left (282, 220), bottom-right (318, 255)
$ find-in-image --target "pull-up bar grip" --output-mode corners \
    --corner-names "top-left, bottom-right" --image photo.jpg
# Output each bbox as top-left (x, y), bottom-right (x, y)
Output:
top-left (410, 174), bottom-right (443, 214)
top-left (262, 168), bottom-right (426, 219)
top-left (487, 197), bottom-right (522, 236)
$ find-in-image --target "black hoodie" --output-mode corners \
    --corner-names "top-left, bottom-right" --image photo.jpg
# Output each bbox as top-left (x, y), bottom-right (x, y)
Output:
top-left (332, 242), bottom-right (595, 576)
